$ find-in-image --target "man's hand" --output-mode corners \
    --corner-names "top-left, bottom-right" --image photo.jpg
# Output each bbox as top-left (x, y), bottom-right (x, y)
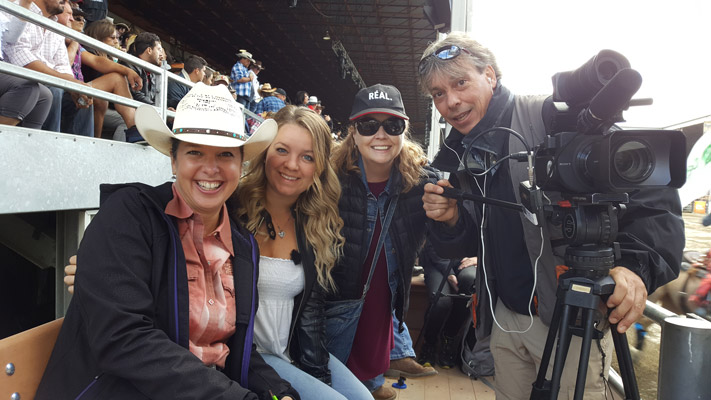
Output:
top-left (458, 257), bottom-right (478, 271)
top-left (422, 180), bottom-right (459, 227)
top-left (125, 69), bottom-right (143, 91)
top-left (607, 266), bottom-right (647, 333)
top-left (64, 255), bottom-right (77, 294)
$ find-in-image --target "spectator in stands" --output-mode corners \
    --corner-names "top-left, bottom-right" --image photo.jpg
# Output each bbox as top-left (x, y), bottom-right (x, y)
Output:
top-left (247, 60), bottom-right (262, 112)
top-left (0, 0), bottom-right (52, 129)
top-left (326, 84), bottom-right (440, 400)
top-left (167, 55), bottom-right (206, 109)
top-left (275, 88), bottom-right (288, 104)
top-left (306, 95), bottom-right (319, 110)
top-left (230, 50), bottom-right (254, 108)
top-left (295, 91), bottom-right (308, 108)
top-left (104, 31), bottom-right (162, 142)
top-left (114, 21), bottom-right (129, 51)
top-left (214, 74), bottom-right (236, 100)
top-left (37, 83), bottom-right (298, 400)
top-left (84, 18), bottom-right (119, 62)
top-left (124, 32), bottom-right (163, 106)
top-left (67, 12), bottom-right (142, 139)
top-left (81, 0), bottom-right (107, 25)
top-left (254, 83), bottom-right (285, 116)
top-left (313, 102), bottom-right (333, 131)
top-left (203, 67), bottom-right (215, 85)
top-left (68, 3), bottom-right (86, 32)
top-left (3, 0), bottom-right (95, 135)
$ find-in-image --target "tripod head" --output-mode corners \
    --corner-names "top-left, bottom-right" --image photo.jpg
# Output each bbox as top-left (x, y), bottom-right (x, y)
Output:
top-left (543, 192), bottom-right (628, 280)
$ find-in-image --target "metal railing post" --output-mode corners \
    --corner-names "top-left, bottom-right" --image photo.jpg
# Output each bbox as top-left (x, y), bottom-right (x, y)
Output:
top-left (657, 316), bottom-right (711, 400)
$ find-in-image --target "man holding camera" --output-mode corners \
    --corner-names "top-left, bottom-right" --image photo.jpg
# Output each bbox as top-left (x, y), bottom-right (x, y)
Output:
top-left (420, 33), bottom-right (684, 399)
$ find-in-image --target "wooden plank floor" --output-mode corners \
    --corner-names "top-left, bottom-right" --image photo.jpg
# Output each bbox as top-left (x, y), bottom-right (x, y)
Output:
top-left (384, 366), bottom-right (495, 400)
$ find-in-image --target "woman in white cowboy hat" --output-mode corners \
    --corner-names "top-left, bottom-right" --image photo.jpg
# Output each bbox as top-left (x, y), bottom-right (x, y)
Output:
top-left (37, 83), bottom-right (298, 400)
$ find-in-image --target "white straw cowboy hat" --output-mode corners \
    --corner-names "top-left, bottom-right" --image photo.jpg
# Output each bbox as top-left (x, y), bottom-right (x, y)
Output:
top-left (136, 83), bottom-right (276, 161)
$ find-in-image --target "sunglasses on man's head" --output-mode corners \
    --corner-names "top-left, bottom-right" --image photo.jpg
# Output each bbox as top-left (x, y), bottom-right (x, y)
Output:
top-left (355, 117), bottom-right (406, 136)
top-left (418, 45), bottom-right (472, 76)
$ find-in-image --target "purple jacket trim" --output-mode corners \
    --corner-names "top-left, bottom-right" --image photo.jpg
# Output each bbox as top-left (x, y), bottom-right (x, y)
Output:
top-left (74, 375), bottom-right (99, 399)
top-left (240, 235), bottom-right (258, 387)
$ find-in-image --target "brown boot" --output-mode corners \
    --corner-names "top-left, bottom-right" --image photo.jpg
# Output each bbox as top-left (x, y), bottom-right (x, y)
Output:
top-left (371, 385), bottom-right (397, 400)
top-left (385, 356), bottom-right (437, 378)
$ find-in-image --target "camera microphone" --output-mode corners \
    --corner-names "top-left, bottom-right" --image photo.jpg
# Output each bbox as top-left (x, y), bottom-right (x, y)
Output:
top-left (576, 68), bottom-right (642, 135)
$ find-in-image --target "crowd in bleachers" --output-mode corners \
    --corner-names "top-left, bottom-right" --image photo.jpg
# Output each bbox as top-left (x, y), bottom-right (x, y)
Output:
top-left (0, 0), bottom-right (334, 143)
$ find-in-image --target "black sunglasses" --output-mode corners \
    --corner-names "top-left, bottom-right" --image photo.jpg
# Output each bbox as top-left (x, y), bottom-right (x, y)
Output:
top-left (355, 118), bottom-right (406, 136)
top-left (418, 45), bottom-right (472, 76)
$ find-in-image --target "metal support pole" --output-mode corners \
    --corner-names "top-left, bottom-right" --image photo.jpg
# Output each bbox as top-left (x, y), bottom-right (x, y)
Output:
top-left (657, 316), bottom-right (711, 400)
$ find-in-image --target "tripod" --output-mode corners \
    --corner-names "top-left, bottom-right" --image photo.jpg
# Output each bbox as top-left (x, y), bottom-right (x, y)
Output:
top-left (530, 244), bottom-right (640, 400)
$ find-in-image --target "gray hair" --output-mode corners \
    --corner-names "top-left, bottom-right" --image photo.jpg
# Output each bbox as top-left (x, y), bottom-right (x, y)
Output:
top-left (418, 32), bottom-right (502, 95)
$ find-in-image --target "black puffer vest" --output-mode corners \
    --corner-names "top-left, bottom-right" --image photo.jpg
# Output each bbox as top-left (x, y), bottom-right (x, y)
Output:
top-left (328, 165), bottom-right (440, 325)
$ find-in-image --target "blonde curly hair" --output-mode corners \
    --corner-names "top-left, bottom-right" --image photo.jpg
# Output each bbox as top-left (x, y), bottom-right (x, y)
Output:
top-left (233, 106), bottom-right (344, 290)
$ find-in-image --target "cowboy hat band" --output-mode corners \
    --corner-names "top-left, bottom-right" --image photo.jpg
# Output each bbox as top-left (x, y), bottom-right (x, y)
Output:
top-left (173, 127), bottom-right (249, 142)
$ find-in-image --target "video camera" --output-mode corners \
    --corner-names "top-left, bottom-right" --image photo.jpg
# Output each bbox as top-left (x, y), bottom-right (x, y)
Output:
top-left (532, 50), bottom-right (686, 194)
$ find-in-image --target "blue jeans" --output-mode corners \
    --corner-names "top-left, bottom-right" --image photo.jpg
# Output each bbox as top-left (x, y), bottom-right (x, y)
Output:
top-left (362, 374), bottom-right (385, 392)
top-left (362, 314), bottom-right (416, 392)
top-left (324, 298), bottom-right (365, 364)
top-left (391, 313), bottom-right (416, 359)
top-left (43, 87), bottom-right (93, 136)
top-left (261, 353), bottom-right (372, 400)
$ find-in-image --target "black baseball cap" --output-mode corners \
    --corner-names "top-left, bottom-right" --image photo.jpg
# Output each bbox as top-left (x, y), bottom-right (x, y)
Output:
top-left (349, 83), bottom-right (408, 121)
top-left (275, 88), bottom-right (287, 97)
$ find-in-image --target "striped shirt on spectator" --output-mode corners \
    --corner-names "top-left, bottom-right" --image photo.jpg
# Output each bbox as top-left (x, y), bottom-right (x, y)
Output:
top-left (2, 2), bottom-right (72, 75)
top-left (230, 61), bottom-right (251, 97)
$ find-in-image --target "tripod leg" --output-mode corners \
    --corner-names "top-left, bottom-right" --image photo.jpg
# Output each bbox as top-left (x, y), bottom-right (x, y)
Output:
top-left (572, 308), bottom-right (596, 400)
top-left (611, 326), bottom-right (640, 400)
top-left (548, 304), bottom-right (576, 400)
top-left (413, 267), bottom-right (452, 351)
top-left (531, 294), bottom-right (564, 400)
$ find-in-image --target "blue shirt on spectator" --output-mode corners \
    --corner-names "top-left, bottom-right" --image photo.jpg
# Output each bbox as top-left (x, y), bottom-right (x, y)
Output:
top-left (254, 96), bottom-right (286, 115)
top-left (230, 62), bottom-right (251, 97)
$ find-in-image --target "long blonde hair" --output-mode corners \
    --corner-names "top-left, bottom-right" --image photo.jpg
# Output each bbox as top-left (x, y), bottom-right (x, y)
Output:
top-left (234, 106), bottom-right (344, 290)
top-left (331, 122), bottom-right (428, 192)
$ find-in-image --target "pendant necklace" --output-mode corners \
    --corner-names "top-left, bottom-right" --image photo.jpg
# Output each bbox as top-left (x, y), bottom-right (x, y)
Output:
top-left (263, 210), bottom-right (291, 240)
top-left (276, 222), bottom-right (286, 238)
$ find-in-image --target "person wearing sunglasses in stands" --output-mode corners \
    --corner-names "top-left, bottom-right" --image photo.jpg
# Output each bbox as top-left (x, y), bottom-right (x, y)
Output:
top-left (325, 84), bottom-right (440, 400)
top-left (419, 33), bottom-right (684, 399)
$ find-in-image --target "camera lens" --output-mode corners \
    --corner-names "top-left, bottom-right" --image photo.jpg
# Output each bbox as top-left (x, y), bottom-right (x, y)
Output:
top-left (613, 140), bottom-right (654, 183)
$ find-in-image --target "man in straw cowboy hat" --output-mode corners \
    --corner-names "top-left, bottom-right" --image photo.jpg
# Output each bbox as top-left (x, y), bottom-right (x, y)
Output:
top-left (37, 82), bottom-right (299, 400)
top-left (254, 83), bottom-right (286, 116)
top-left (231, 49), bottom-right (256, 108)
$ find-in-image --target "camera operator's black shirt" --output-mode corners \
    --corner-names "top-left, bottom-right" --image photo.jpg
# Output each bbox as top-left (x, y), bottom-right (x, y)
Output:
top-left (435, 83), bottom-right (539, 316)
top-left (472, 136), bottom-right (537, 316)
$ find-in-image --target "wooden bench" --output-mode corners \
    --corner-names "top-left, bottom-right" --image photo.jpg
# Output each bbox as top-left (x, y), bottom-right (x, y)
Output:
top-left (0, 318), bottom-right (63, 400)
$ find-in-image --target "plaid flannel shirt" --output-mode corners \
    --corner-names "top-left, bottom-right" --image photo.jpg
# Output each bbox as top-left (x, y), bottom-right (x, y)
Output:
top-left (255, 96), bottom-right (286, 115)
top-left (229, 61), bottom-right (251, 97)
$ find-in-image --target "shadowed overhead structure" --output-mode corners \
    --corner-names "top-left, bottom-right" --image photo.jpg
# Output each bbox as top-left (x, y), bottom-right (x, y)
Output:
top-left (109, 0), bottom-right (439, 143)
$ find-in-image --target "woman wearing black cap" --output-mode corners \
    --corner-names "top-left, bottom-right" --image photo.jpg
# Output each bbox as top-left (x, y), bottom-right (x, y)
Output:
top-left (326, 84), bottom-right (441, 400)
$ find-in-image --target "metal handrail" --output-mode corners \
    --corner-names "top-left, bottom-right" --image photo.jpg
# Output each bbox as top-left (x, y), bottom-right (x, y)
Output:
top-left (0, 0), bottom-right (162, 74)
top-left (0, 60), bottom-right (146, 109)
top-left (0, 0), bottom-right (263, 124)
